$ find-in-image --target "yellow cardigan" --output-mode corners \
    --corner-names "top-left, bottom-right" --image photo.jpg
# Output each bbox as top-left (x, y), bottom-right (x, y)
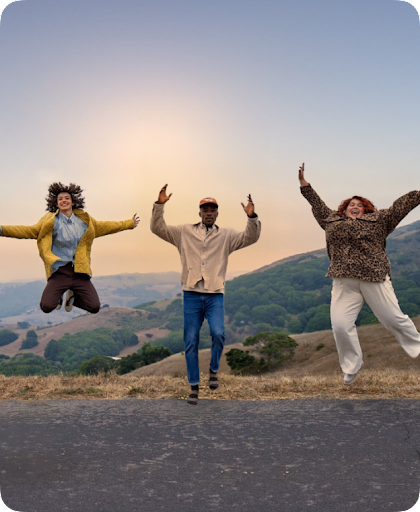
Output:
top-left (0, 210), bottom-right (135, 280)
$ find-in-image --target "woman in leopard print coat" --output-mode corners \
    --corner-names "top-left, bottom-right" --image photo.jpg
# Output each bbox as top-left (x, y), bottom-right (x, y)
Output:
top-left (299, 163), bottom-right (420, 385)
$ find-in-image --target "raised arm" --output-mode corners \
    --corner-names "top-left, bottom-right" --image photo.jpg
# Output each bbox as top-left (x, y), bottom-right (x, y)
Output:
top-left (299, 163), bottom-right (332, 230)
top-left (382, 190), bottom-right (420, 234)
top-left (150, 184), bottom-right (182, 247)
top-left (229, 194), bottom-right (261, 252)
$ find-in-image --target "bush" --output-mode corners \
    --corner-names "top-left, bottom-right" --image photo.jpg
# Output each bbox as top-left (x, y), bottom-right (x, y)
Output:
top-left (244, 332), bottom-right (298, 368)
top-left (0, 330), bottom-right (19, 347)
top-left (17, 321), bottom-right (30, 329)
top-left (79, 356), bottom-right (116, 375)
top-left (226, 348), bottom-right (256, 371)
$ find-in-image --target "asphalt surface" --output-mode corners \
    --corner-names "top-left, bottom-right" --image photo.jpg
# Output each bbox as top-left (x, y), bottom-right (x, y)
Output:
top-left (0, 399), bottom-right (419, 512)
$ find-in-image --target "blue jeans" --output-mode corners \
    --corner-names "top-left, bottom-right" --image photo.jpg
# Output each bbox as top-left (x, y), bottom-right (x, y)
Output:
top-left (183, 291), bottom-right (226, 385)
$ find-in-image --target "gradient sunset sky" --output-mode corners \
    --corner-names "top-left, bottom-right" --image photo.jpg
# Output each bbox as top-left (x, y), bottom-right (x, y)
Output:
top-left (0, 0), bottom-right (420, 281)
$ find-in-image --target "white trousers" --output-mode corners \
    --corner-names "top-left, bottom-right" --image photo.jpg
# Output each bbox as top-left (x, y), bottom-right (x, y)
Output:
top-left (330, 276), bottom-right (420, 374)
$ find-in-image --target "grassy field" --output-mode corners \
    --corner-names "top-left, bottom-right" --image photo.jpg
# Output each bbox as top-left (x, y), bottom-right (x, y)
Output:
top-left (1, 369), bottom-right (420, 401)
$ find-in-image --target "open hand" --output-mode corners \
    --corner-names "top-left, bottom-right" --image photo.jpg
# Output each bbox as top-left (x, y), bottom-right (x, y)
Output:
top-left (157, 184), bottom-right (172, 204)
top-left (241, 194), bottom-right (255, 217)
top-left (132, 213), bottom-right (140, 228)
top-left (298, 163), bottom-right (308, 187)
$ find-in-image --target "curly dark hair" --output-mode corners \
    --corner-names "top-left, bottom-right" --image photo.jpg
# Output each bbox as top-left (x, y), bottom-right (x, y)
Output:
top-left (337, 195), bottom-right (376, 217)
top-left (46, 183), bottom-right (85, 212)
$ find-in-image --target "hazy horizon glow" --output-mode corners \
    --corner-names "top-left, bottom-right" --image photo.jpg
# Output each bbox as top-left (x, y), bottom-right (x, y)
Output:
top-left (1, 0), bottom-right (420, 281)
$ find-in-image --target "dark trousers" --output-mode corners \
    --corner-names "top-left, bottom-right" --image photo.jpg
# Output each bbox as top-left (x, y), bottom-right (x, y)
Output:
top-left (40, 262), bottom-right (101, 314)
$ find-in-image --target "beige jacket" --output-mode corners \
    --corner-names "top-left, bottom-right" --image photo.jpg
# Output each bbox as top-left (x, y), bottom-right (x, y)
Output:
top-left (151, 203), bottom-right (261, 292)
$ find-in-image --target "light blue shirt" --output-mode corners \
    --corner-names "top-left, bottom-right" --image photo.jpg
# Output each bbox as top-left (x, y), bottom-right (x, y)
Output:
top-left (52, 212), bottom-right (88, 273)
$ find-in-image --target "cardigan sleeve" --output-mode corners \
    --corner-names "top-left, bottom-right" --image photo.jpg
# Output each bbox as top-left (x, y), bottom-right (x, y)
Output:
top-left (0, 218), bottom-right (43, 239)
top-left (150, 203), bottom-right (182, 248)
top-left (301, 184), bottom-right (333, 230)
top-left (92, 218), bottom-right (135, 238)
top-left (381, 191), bottom-right (420, 234)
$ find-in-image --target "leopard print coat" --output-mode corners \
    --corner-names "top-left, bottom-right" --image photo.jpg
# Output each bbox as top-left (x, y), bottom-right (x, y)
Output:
top-left (301, 184), bottom-right (420, 282)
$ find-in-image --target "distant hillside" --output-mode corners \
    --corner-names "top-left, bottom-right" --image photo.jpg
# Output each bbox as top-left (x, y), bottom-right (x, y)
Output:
top-left (0, 272), bottom-right (182, 323)
top-left (0, 307), bottom-right (172, 359)
top-left (223, 219), bottom-right (420, 336)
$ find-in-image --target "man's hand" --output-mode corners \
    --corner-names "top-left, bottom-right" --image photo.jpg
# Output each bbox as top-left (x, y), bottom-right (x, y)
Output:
top-left (241, 194), bottom-right (255, 217)
top-left (298, 163), bottom-right (309, 187)
top-left (132, 213), bottom-right (140, 228)
top-left (157, 184), bottom-right (172, 204)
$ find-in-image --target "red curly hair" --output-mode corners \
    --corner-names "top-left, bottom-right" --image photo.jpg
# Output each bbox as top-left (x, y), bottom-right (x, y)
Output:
top-left (337, 196), bottom-right (376, 217)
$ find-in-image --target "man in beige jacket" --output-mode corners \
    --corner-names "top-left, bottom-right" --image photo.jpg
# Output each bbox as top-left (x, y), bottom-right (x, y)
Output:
top-left (151, 185), bottom-right (261, 404)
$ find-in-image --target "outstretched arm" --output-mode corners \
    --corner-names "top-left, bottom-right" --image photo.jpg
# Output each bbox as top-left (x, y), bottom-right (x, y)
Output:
top-left (93, 215), bottom-right (136, 238)
top-left (150, 184), bottom-right (182, 247)
top-left (0, 217), bottom-right (44, 239)
top-left (299, 163), bottom-right (332, 230)
top-left (382, 190), bottom-right (420, 234)
top-left (229, 195), bottom-right (261, 252)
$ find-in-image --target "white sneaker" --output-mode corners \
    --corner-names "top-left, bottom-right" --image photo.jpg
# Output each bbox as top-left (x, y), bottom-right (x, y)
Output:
top-left (65, 290), bottom-right (75, 312)
top-left (55, 297), bottom-right (63, 311)
top-left (343, 373), bottom-right (359, 385)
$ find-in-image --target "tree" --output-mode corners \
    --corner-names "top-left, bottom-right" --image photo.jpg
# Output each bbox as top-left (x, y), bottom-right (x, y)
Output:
top-left (0, 330), bottom-right (19, 347)
top-left (17, 321), bottom-right (30, 329)
top-left (244, 332), bottom-right (298, 368)
top-left (79, 356), bottom-right (116, 375)
top-left (20, 330), bottom-right (39, 350)
top-left (138, 343), bottom-right (172, 366)
top-left (116, 343), bottom-right (172, 374)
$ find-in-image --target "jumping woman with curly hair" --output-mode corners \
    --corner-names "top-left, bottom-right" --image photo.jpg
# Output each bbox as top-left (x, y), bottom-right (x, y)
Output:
top-left (0, 183), bottom-right (139, 314)
top-left (299, 164), bottom-right (420, 385)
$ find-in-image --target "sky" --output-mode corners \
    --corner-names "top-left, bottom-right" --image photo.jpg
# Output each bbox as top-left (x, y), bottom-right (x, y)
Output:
top-left (0, 0), bottom-right (420, 281)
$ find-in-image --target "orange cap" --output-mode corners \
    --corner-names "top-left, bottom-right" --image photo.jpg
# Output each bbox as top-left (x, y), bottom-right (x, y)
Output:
top-left (199, 197), bottom-right (218, 208)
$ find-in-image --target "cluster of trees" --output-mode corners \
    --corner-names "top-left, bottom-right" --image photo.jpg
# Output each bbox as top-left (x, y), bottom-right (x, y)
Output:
top-left (79, 343), bottom-right (172, 376)
top-left (20, 330), bottom-right (39, 350)
top-left (0, 330), bottom-right (19, 347)
top-left (224, 252), bottom-right (420, 335)
top-left (0, 353), bottom-right (60, 376)
top-left (44, 327), bottom-right (139, 371)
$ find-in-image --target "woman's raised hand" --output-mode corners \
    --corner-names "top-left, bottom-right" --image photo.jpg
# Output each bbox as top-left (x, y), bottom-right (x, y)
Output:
top-left (298, 163), bottom-right (309, 187)
top-left (157, 184), bottom-right (172, 204)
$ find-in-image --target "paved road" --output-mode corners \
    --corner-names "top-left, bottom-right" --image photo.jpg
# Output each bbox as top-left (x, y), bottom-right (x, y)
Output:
top-left (0, 399), bottom-right (419, 512)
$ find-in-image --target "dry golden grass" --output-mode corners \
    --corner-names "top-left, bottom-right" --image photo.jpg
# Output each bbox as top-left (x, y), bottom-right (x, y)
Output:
top-left (1, 369), bottom-right (420, 401)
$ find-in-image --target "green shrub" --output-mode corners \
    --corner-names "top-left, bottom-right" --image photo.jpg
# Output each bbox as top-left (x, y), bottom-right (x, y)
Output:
top-left (0, 330), bottom-right (19, 347)
top-left (226, 348), bottom-right (256, 371)
top-left (244, 332), bottom-right (298, 368)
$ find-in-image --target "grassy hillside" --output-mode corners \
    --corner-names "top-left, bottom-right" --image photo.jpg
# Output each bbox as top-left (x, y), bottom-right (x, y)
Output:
top-left (129, 316), bottom-right (420, 379)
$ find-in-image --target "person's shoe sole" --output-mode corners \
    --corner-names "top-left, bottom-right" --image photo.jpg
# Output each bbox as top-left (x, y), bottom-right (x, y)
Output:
top-left (55, 298), bottom-right (63, 311)
top-left (65, 290), bottom-right (75, 312)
